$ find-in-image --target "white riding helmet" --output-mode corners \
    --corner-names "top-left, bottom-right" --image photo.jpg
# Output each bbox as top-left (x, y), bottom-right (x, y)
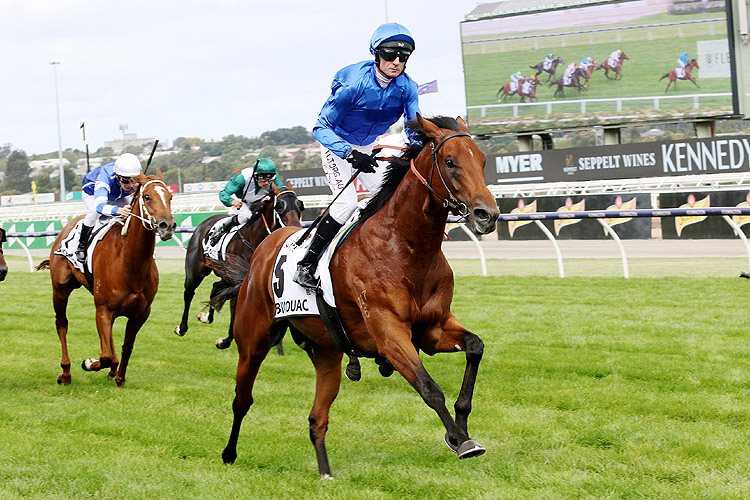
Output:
top-left (113, 153), bottom-right (142, 177)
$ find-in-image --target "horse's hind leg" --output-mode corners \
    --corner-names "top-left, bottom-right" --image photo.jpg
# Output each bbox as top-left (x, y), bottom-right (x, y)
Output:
top-left (305, 345), bottom-right (343, 478)
top-left (112, 308), bottom-right (149, 387)
top-left (52, 287), bottom-right (73, 384)
top-left (215, 295), bottom-right (236, 350)
top-left (222, 313), bottom-right (276, 464)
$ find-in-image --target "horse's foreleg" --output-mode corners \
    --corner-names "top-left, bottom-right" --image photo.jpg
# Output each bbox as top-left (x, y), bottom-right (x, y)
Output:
top-left (52, 288), bottom-right (73, 384)
top-left (691, 78), bottom-right (700, 88)
top-left (306, 346), bottom-right (343, 478)
top-left (114, 308), bottom-right (149, 387)
top-left (420, 315), bottom-right (484, 442)
top-left (83, 306), bottom-right (116, 372)
top-left (223, 312), bottom-right (274, 465)
top-left (374, 320), bottom-right (483, 459)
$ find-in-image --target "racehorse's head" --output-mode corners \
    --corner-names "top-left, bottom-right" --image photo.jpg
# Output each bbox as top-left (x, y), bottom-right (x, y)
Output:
top-left (690, 59), bottom-right (699, 68)
top-left (0, 227), bottom-right (7, 281)
top-left (272, 182), bottom-right (303, 228)
top-left (621, 52), bottom-right (629, 60)
top-left (414, 115), bottom-right (499, 235)
top-left (133, 170), bottom-right (176, 241)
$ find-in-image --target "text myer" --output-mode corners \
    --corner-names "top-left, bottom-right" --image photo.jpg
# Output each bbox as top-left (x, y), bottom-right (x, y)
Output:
top-left (662, 139), bottom-right (750, 173)
top-left (496, 154), bottom-right (542, 174)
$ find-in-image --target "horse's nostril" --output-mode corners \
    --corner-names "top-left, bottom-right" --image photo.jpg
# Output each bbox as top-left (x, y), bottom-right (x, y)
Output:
top-left (474, 209), bottom-right (490, 222)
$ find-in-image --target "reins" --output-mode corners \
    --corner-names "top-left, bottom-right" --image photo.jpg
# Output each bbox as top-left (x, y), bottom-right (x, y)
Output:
top-left (121, 178), bottom-right (169, 236)
top-left (409, 132), bottom-right (471, 217)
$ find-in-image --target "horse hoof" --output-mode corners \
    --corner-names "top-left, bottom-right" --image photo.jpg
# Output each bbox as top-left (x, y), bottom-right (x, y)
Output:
top-left (215, 337), bottom-right (232, 350)
top-left (444, 433), bottom-right (459, 453)
top-left (378, 361), bottom-right (394, 378)
top-left (345, 362), bottom-right (361, 382)
top-left (457, 439), bottom-right (486, 459)
top-left (174, 326), bottom-right (186, 337)
top-left (197, 312), bottom-right (212, 324)
top-left (222, 448), bottom-right (237, 464)
top-left (81, 358), bottom-right (96, 372)
top-left (57, 374), bottom-right (71, 385)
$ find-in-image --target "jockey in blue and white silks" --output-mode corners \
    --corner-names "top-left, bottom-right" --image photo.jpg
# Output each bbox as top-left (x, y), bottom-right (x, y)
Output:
top-left (293, 22), bottom-right (420, 288)
top-left (76, 153), bottom-right (142, 262)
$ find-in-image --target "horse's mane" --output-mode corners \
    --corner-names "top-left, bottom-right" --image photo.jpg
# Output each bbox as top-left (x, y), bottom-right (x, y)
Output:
top-left (358, 116), bottom-right (461, 223)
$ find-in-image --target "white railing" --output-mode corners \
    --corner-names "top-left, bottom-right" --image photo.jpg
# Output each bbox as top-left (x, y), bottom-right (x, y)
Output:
top-left (469, 93), bottom-right (733, 119)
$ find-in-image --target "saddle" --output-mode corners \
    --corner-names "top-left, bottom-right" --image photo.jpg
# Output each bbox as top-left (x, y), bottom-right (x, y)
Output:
top-left (54, 218), bottom-right (119, 276)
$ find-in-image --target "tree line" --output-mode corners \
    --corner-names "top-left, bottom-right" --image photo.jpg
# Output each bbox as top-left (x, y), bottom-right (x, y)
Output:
top-left (0, 126), bottom-right (319, 197)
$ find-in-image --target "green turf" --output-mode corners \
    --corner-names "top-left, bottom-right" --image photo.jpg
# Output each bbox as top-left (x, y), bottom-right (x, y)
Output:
top-left (0, 257), bottom-right (748, 499)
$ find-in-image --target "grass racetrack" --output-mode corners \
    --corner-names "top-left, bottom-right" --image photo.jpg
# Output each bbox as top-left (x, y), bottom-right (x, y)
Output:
top-left (1, 254), bottom-right (749, 499)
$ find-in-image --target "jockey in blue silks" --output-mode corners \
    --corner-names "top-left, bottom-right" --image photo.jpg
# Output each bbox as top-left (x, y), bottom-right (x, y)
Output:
top-left (76, 153), bottom-right (142, 262)
top-left (678, 51), bottom-right (689, 68)
top-left (293, 22), bottom-right (421, 288)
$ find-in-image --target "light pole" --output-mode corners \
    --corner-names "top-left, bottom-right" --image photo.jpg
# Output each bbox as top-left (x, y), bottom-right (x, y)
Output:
top-left (50, 61), bottom-right (66, 202)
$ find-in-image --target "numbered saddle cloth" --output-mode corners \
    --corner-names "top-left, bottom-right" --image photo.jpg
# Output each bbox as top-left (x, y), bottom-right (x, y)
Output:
top-left (54, 218), bottom-right (119, 274)
top-left (271, 219), bottom-right (358, 319)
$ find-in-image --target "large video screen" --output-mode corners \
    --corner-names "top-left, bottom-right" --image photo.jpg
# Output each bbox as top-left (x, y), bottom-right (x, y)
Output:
top-left (460, 0), bottom-right (738, 136)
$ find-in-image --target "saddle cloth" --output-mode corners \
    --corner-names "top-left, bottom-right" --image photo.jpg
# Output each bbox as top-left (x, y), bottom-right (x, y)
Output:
top-left (675, 67), bottom-right (686, 79)
top-left (542, 61), bottom-right (552, 71)
top-left (271, 217), bottom-right (359, 319)
top-left (203, 217), bottom-right (244, 261)
top-left (607, 57), bottom-right (618, 68)
top-left (54, 218), bottom-right (119, 274)
top-left (509, 81), bottom-right (518, 92)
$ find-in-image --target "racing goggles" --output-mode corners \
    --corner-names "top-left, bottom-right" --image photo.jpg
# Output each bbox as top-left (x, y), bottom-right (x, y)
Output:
top-left (377, 48), bottom-right (411, 63)
top-left (255, 173), bottom-right (275, 182)
top-left (116, 175), bottom-right (133, 185)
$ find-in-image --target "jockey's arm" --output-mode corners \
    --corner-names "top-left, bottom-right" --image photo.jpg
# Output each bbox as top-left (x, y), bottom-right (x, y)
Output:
top-left (218, 172), bottom-right (247, 208)
top-left (92, 179), bottom-right (124, 217)
top-left (313, 82), bottom-right (358, 159)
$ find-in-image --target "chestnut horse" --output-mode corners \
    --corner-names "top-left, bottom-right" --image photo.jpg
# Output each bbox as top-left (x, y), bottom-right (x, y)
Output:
top-left (550, 67), bottom-right (588, 98)
top-left (174, 182), bottom-right (303, 349)
top-left (660, 59), bottom-right (700, 93)
top-left (0, 227), bottom-right (7, 281)
top-left (37, 172), bottom-right (175, 386)
top-left (496, 76), bottom-right (541, 102)
top-left (602, 51), bottom-right (629, 80)
top-left (215, 115), bottom-right (499, 477)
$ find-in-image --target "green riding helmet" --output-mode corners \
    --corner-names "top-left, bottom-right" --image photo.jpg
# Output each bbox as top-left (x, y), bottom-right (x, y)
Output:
top-left (253, 158), bottom-right (277, 180)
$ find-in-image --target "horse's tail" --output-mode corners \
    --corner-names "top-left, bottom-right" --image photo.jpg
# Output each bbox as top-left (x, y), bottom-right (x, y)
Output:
top-left (36, 259), bottom-right (50, 271)
top-left (205, 254), bottom-right (248, 311)
top-left (529, 64), bottom-right (537, 69)
top-left (659, 73), bottom-right (669, 81)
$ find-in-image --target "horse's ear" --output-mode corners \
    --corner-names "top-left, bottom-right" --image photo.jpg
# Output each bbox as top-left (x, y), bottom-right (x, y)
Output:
top-left (156, 169), bottom-right (164, 180)
top-left (271, 182), bottom-right (280, 194)
top-left (286, 181), bottom-right (293, 190)
top-left (419, 114), bottom-right (440, 139)
top-left (456, 116), bottom-right (470, 133)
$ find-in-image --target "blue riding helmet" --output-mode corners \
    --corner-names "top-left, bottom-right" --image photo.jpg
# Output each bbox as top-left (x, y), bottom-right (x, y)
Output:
top-left (369, 23), bottom-right (415, 54)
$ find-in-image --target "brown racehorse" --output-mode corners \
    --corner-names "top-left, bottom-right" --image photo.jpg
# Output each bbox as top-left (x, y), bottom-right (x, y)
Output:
top-left (174, 182), bottom-right (303, 349)
top-left (529, 56), bottom-right (564, 82)
top-left (0, 227), bottom-right (7, 281)
top-left (496, 76), bottom-right (541, 102)
top-left (37, 172), bottom-right (175, 386)
top-left (660, 59), bottom-right (700, 93)
top-left (550, 67), bottom-right (588, 98)
top-left (581, 60), bottom-right (601, 87)
top-left (602, 51), bottom-right (629, 80)
top-left (214, 115), bottom-right (499, 477)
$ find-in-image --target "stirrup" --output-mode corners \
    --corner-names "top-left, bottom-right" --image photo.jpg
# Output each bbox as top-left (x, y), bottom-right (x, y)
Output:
top-left (293, 263), bottom-right (319, 289)
top-left (208, 229), bottom-right (222, 246)
top-left (75, 248), bottom-right (86, 263)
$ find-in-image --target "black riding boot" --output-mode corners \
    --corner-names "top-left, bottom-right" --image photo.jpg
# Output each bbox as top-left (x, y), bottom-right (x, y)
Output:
top-left (209, 215), bottom-right (239, 245)
top-left (293, 214), bottom-right (343, 288)
top-left (75, 223), bottom-right (93, 263)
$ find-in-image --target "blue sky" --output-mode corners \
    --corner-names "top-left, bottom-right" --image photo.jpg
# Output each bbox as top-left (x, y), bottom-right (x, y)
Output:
top-left (0, 0), bottom-right (485, 155)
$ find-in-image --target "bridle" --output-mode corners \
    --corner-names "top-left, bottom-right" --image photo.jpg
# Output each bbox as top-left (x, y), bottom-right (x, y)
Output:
top-left (409, 132), bottom-right (471, 217)
top-left (121, 178), bottom-right (170, 235)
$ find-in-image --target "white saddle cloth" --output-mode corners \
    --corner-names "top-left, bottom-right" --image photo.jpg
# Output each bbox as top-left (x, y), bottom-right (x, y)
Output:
top-left (203, 217), bottom-right (244, 261)
top-left (54, 218), bottom-right (119, 274)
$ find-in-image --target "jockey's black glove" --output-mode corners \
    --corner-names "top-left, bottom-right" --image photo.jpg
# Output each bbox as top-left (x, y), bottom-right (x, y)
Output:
top-left (347, 150), bottom-right (377, 174)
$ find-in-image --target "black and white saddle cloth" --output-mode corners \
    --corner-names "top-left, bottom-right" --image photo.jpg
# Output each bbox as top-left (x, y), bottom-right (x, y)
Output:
top-left (203, 217), bottom-right (244, 261)
top-left (54, 218), bottom-right (119, 274)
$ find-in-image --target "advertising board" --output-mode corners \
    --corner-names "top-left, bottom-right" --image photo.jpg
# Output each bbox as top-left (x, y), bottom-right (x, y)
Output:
top-left (461, 0), bottom-right (740, 136)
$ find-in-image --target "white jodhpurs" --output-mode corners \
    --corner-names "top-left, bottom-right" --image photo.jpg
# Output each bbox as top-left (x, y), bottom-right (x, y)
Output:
top-left (321, 131), bottom-right (409, 224)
